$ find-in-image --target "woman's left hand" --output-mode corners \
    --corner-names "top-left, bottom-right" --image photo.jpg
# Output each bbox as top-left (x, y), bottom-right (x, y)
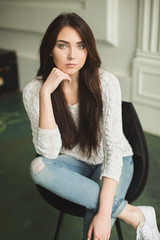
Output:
top-left (87, 212), bottom-right (111, 240)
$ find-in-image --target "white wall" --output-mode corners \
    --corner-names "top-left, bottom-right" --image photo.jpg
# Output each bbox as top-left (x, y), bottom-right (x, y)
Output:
top-left (0, 0), bottom-right (160, 136)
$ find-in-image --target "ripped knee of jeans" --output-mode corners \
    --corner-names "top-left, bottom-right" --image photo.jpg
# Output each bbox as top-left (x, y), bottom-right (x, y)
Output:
top-left (31, 157), bottom-right (45, 175)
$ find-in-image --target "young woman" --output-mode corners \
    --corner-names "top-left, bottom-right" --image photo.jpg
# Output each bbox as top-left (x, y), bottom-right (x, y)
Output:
top-left (23, 12), bottom-right (160, 240)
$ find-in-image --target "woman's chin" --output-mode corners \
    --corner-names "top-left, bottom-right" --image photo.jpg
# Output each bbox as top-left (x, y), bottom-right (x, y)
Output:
top-left (64, 69), bottom-right (79, 78)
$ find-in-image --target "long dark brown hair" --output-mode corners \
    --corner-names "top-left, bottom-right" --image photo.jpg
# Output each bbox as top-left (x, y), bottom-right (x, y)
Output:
top-left (37, 12), bottom-right (103, 157)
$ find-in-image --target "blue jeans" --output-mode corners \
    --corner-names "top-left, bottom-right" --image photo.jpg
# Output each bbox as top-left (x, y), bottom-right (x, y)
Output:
top-left (30, 155), bottom-right (133, 239)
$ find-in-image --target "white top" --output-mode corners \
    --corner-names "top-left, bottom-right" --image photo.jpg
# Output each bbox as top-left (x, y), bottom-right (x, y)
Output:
top-left (23, 69), bottom-right (133, 182)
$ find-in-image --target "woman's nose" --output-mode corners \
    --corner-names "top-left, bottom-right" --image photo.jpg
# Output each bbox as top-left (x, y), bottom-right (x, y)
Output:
top-left (68, 47), bottom-right (76, 60)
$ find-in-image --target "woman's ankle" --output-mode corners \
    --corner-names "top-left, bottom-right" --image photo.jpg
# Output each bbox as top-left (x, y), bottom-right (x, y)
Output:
top-left (118, 205), bottom-right (145, 230)
top-left (130, 206), bottom-right (145, 230)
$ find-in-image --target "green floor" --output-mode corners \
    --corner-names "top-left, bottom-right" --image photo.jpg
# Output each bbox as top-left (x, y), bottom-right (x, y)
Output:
top-left (0, 92), bottom-right (160, 240)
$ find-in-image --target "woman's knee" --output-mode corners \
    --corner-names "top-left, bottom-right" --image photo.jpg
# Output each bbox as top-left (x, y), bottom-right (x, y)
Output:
top-left (29, 156), bottom-right (48, 185)
top-left (30, 156), bottom-right (45, 175)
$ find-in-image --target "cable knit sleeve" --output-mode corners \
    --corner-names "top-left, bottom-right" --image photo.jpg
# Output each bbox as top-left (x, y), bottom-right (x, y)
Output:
top-left (22, 79), bottom-right (62, 159)
top-left (100, 71), bottom-right (123, 182)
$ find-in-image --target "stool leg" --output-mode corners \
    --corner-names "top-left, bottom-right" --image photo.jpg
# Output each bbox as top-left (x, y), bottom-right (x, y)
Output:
top-left (54, 211), bottom-right (65, 240)
top-left (115, 219), bottom-right (123, 240)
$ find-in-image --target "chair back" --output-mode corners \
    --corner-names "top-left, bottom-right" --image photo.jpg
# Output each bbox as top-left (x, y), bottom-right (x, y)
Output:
top-left (122, 101), bottom-right (149, 203)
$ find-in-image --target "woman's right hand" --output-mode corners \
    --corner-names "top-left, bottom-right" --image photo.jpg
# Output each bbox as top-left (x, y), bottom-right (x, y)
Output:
top-left (41, 67), bottom-right (72, 94)
top-left (39, 67), bottom-right (71, 130)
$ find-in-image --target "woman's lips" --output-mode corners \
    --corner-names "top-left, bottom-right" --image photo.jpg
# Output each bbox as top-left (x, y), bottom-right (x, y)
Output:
top-left (66, 63), bottom-right (77, 68)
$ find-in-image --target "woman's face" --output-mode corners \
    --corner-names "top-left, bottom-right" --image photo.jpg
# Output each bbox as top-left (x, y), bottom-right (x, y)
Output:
top-left (51, 26), bottom-right (88, 79)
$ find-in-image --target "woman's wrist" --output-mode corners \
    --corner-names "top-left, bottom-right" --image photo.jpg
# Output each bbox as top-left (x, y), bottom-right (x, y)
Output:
top-left (40, 85), bottom-right (52, 96)
top-left (97, 207), bottom-right (112, 218)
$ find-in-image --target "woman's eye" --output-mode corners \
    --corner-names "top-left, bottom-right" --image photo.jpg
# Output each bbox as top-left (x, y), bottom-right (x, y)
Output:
top-left (78, 44), bottom-right (85, 49)
top-left (58, 44), bottom-right (67, 49)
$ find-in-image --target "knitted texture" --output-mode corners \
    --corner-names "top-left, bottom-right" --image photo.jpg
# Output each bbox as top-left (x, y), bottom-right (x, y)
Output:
top-left (23, 69), bottom-right (133, 182)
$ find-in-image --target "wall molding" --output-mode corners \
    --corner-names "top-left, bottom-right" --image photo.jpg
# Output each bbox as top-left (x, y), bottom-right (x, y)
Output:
top-left (105, 0), bottom-right (119, 46)
top-left (139, 70), bottom-right (160, 101)
top-left (137, 0), bottom-right (160, 53)
top-left (132, 57), bottom-right (160, 109)
top-left (132, 0), bottom-right (160, 136)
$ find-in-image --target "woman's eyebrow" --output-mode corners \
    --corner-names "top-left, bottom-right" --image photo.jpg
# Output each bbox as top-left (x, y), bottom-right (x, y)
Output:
top-left (76, 41), bottom-right (85, 44)
top-left (56, 40), bottom-right (85, 44)
top-left (56, 40), bottom-right (69, 44)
